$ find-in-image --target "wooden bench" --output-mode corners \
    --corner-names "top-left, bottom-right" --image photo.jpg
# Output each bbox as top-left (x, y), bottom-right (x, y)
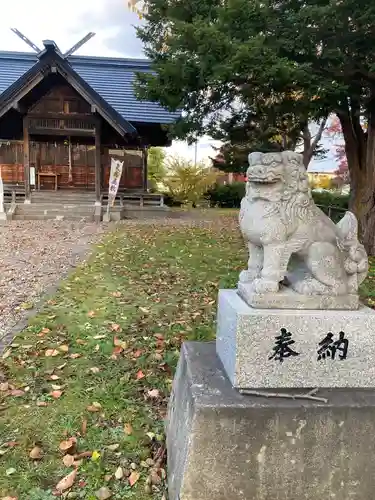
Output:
top-left (101, 191), bottom-right (164, 207)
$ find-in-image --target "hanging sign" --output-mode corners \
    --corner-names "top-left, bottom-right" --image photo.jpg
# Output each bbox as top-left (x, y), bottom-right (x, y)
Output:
top-left (108, 157), bottom-right (124, 207)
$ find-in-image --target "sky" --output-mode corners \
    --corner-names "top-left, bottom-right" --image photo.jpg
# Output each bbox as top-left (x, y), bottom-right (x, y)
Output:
top-left (0, 0), bottom-right (338, 172)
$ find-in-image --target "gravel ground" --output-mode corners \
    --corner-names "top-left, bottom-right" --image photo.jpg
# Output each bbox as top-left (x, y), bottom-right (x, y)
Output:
top-left (0, 221), bottom-right (108, 345)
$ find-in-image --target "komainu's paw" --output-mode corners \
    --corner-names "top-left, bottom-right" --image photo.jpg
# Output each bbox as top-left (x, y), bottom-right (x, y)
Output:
top-left (239, 269), bottom-right (260, 283)
top-left (252, 278), bottom-right (279, 293)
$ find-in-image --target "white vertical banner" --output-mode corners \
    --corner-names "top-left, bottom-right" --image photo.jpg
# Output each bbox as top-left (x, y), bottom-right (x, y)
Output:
top-left (108, 157), bottom-right (124, 207)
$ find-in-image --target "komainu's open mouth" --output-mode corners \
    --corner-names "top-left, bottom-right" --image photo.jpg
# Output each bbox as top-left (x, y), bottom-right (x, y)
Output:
top-left (248, 177), bottom-right (281, 185)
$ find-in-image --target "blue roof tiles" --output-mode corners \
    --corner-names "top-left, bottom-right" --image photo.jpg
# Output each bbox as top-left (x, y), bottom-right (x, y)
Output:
top-left (0, 51), bottom-right (179, 125)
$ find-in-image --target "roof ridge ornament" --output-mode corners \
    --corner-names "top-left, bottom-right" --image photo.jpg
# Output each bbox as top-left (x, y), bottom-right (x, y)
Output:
top-left (63, 33), bottom-right (96, 58)
top-left (10, 28), bottom-right (41, 53)
top-left (10, 28), bottom-right (96, 58)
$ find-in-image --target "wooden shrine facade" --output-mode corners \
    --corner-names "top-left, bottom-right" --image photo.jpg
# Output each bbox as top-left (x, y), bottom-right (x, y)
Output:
top-left (0, 40), bottom-right (174, 202)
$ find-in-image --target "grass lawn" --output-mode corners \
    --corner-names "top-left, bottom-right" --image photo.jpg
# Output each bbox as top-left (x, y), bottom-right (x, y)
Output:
top-left (0, 216), bottom-right (244, 500)
top-left (1, 214), bottom-right (374, 500)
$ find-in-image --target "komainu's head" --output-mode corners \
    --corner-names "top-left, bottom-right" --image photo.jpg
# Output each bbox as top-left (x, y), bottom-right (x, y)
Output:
top-left (246, 151), bottom-right (311, 203)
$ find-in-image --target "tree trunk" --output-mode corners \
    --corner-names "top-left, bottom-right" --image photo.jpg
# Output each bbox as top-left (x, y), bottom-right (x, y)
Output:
top-left (339, 103), bottom-right (375, 255)
top-left (302, 118), bottom-right (327, 168)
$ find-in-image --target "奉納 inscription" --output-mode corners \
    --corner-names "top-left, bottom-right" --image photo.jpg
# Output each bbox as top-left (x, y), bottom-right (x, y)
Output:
top-left (317, 331), bottom-right (349, 361)
top-left (268, 328), bottom-right (300, 363)
top-left (268, 329), bottom-right (350, 362)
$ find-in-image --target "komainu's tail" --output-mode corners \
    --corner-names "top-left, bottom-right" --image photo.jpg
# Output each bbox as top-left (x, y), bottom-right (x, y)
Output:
top-left (336, 212), bottom-right (368, 292)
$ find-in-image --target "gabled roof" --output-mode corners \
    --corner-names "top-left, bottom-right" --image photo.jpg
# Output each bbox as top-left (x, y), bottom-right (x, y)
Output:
top-left (0, 41), bottom-right (137, 137)
top-left (0, 47), bottom-right (180, 126)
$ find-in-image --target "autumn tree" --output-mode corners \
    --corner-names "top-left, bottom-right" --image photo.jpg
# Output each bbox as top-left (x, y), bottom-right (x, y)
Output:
top-left (163, 156), bottom-right (219, 206)
top-left (147, 146), bottom-right (166, 188)
top-left (135, 0), bottom-right (375, 253)
top-left (325, 116), bottom-right (349, 183)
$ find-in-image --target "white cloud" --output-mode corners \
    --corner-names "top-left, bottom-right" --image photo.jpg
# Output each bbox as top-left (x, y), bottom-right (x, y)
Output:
top-left (0, 0), bottom-right (136, 57)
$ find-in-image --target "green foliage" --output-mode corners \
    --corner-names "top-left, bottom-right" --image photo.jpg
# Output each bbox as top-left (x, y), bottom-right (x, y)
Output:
top-left (147, 147), bottom-right (166, 188)
top-left (135, 0), bottom-right (331, 146)
top-left (206, 182), bottom-right (246, 208)
top-left (163, 156), bottom-right (219, 205)
top-left (29, 489), bottom-right (55, 500)
top-left (312, 191), bottom-right (349, 211)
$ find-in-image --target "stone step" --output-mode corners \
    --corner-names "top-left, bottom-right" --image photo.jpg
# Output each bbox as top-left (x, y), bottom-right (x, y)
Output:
top-left (17, 203), bottom-right (94, 211)
top-left (12, 214), bottom-right (94, 221)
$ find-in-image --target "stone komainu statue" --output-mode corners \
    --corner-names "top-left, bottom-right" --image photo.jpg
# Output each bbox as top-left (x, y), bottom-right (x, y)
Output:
top-left (238, 151), bottom-right (368, 307)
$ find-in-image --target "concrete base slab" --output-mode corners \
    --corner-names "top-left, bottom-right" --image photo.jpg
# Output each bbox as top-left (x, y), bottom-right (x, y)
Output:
top-left (238, 282), bottom-right (359, 310)
top-left (167, 341), bottom-right (375, 500)
top-left (216, 289), bottom-right (375, 388)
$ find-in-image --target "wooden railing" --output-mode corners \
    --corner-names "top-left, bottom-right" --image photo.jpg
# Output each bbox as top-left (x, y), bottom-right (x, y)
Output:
top-left (28, 117), bottom-right (95, 133)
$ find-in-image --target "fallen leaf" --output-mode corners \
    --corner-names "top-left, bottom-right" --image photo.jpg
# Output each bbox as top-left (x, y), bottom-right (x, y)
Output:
top-left (88, 310), bottom-right (96, 318)
top-left (136, 370), bottom-right (145, 380)
top-left (76, 339), bottom-right (86, 345)
top-left (45, 349), bottom-right (59, 357)
top-left (0, 382), bottom-right (10, 391)
top-left (110, 323), bottom-right (122, 332)
top-left (91, 450), bottom-right (101, 461)
top-left (62, 454), bottom-right (75, 467)
top-left (87, 402), bottom-right (102, 412)
top-left (111, 291), bottom-right (122, 297)
top-left (1, 496), bottom-right (18, 500)
top-left (55, 469), bottom-right (77, 492)
top-left (6, 468), bottom-right (16, 476)
top-left (69, 353), bottom-right (81, 359)
top-left (59, 345), bottom-right (69, 353)
top-left (74, 451), bottom-right (92, 459)
top-left (59, 437), bottom-right (77, 454)
top-left (4, 442), bottom-right (18, 448)
top-left (51, 384), bottom-right (62, 391)
top-left (93, 335), bottom-right (107, 340)
top-left (50, 390), bottom-right (63, 399)
top-left (112, 346), bottom-right (124, 355)
top-left (147, 389), bottom-right (160, 399)
top-left (128, 471), bottom-right (140, 487)
top-left (37, 401), bottom-right (48, 407)
top-left (115, 466), bottom-right (124, 480)
top-left (107, 444), bottom-right (120, 451)
top-left (38, 327), bottom-right (51, 337)
top-left (9, 389), bottom-right (25, 397)
top-left (114, 336), bottom-right (127, 349)
top-left (50, 375), bottom-right (60, 381)
top-left (90, 367), bottom-right (100, 374)
top-left (81, 418), bottom-right (87, 436)
top-left (57, 363), bottom-right (67, 370)
top-left (124, 423), bottom-right (133, 436)
top-left (95, 486), bottom-right (112, 499)
top-left (29, 446), bottom-right (43, 460)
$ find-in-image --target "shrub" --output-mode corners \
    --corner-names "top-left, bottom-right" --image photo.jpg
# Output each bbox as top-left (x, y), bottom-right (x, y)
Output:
top-left (206, 182), bottom-right (246, 208)
top-left (162, 156), bottom-right (219, 206)
top-left (312, 190), bottom-right (349, 210)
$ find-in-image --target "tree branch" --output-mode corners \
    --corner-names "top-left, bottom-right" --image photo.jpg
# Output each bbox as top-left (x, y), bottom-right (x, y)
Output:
top-left (239, 388), bottom-right (328, 403)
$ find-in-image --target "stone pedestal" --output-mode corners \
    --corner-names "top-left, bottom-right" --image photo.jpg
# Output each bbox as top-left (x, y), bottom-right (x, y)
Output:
top-left (216, 289), bottom-right (375, 388)
top-left (167, 342), bottom-right (375, 500)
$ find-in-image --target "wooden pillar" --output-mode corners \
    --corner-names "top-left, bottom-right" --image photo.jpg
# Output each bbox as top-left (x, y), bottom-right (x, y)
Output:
top-left (23, 117), bottom-right (31, 203)
top-left (94, 125), bottom-right (101, 203)
top-left (143, 146), bottom-right (148, 192)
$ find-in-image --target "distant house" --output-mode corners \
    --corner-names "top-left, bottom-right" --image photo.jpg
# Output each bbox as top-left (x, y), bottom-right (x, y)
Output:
top-left (307, 172), bottom-right (338, 189)
top-left (211, 152), bottom-right (246, 185)
top-left (0, 40), bottom-right (180, 202)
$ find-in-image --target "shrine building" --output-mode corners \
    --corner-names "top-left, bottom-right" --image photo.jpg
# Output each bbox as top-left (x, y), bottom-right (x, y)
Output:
top-left (0, 37), bottom-right (178, 217)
